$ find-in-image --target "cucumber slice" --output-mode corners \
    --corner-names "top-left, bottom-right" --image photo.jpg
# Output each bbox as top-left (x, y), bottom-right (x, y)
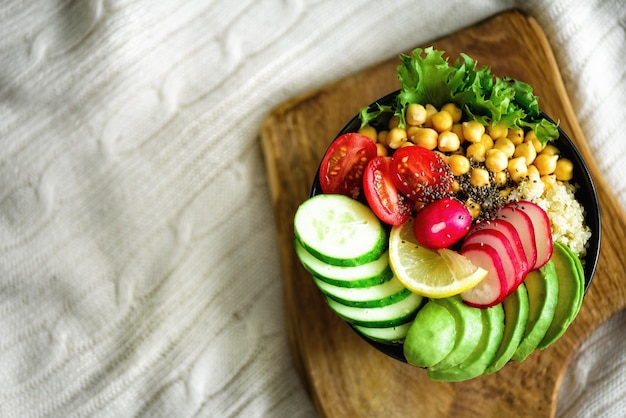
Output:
top-left (313, 275), bottom-right (412, 308)
top-left (294, 240), bottom-right (392, 288)
top-left (294, 194), bottom-right (386, 266)
top-left (353, 322), bottom-right (412, 344)
top-left (324, 292), bottom-right (423, 328)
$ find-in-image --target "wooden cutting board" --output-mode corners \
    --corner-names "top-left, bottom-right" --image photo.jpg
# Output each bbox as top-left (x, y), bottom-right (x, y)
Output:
top-left (260, 10), bottom-right (626, 417)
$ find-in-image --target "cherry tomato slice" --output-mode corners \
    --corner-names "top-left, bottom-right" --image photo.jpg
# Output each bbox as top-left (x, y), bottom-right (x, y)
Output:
top-left (319, 133), bottom-right (377, 199)
top-left (363, 156), bottom-right (412, 225)
top-left (390, 145), bottom-right (453, 202)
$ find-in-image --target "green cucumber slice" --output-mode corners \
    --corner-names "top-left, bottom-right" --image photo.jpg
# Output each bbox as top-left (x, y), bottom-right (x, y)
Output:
top-left (314, 276), bottom-right (412, 308)
top-left (353, 322), bottom-right (412, 344)
top-left (294, 194), bottom-right (386, 266)
top-left (295, 240), bottom-right (392, 288)
top-left (324, 292), bottom-right (423, 328)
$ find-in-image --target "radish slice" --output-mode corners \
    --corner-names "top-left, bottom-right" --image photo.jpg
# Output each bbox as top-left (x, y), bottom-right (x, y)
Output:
top-left (462, 229), bottom-right (521, 293)
top-left (496, 205), bottom-right (538, 271)
top-left (509, 201), bottom-right (553, 270)
top-left (460, 243), bottom-right (508, 308)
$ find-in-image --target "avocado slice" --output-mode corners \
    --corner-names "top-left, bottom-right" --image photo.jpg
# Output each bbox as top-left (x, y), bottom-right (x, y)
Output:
top-left (427, 303), bottom-right (504, 382)
top-left (537, 242), bottom-right (584, 349)
top-left (429, 296), bottom-right (483, 371)
top-left (512, 260), bottom-right (559, 362)
top-left (404, 301), bottom-right (456, 368)
top-left (484, 283), bottom-right (530, 374)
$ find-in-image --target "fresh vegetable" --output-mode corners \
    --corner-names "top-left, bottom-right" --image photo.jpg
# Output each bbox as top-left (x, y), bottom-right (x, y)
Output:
top-left (319, 132), bottom-right (377, 199)
top-left (294, 194), bottom-right (386, 267)
top-left (511, 261), bottom-right (559, 362)
top-left (460, 201), bottom-right (554, 307)
top-left (389, 145), bottom-right (453, 203)
top-left (363, 155), bottom-right (412, 226)
top-left (412, 197), bottom-right (471, 250)
top-left (360, 47), bottom-right (559, 145)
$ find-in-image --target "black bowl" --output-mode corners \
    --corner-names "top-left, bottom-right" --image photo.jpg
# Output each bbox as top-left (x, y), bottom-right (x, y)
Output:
top-left (310, 91), bottom-right (601, 363)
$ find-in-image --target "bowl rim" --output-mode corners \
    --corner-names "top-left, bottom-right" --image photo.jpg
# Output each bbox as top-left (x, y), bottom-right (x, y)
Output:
top-left (309, 90), bottom-right (601, 363)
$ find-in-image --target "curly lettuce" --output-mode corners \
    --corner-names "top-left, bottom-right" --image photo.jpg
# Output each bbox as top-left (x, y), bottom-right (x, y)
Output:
top-left (360, 47), bottom-right (558, 144)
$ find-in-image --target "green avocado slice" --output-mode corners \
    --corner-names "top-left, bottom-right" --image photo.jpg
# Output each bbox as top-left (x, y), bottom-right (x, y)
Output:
top-left (512, 260), bottom-right (559, 361)
top-left (484, 283), bottom-right (530, 374)
top-left (404, 301), bottom-right (456, 368)
top-left (537, 242), bottom-right (584, 349)
top-left (429, 296), bottom-right (483, 371)
top-left (427, 303), bottom-right (504, 382)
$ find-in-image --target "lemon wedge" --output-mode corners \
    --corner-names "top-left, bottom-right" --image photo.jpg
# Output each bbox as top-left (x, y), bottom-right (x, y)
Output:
top-left (388, 218), bottom-right (487, 298)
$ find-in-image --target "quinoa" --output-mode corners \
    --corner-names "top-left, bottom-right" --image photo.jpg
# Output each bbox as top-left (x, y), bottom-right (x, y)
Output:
top-left (509, 173), bottom-right (592, 258)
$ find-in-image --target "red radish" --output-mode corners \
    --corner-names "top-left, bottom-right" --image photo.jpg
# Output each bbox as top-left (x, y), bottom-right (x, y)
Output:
top-left (460, 243), bottom-right (508, 308)
top-left (462, 229), bottom-right (522, 293)
top-left (509, 201), bottom-right (553, 270)
top-left (466, 218), bottom-right (529, 288)
top-left (496, 204), bottom-right (538, 270)
top-left (413, 197), bottom-right (471, 250)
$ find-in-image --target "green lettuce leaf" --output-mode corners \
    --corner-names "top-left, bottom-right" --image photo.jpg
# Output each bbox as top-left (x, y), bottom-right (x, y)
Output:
top-left (359, 47), bottom-right (559, 144)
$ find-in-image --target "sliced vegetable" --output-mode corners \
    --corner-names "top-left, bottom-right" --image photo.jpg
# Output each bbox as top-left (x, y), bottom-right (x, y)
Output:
top-left (390, 145), bottom-right (453, 203)
top-left (319, 132), bottom-right (377, 199)
top-left (363, 155), bottom-right (412, 226)
top-left (294, 194), bottom-right (386, 267)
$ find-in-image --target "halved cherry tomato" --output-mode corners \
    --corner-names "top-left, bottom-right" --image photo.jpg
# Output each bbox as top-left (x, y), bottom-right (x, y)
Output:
top-left (319, 133), bottom-right (377, 199)
top-left (390, 145), bottom-right (453, 202)
top-left (363, 156), bottom-right (412, 225)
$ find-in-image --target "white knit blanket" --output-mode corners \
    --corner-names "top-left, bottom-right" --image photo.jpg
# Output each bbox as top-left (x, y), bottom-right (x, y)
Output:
top-left (1, 1), bottom-right (624, 417)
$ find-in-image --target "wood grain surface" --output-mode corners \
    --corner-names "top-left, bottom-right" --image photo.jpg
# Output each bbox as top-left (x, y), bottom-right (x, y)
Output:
top-left (260, 10), bottom-right (626, 417)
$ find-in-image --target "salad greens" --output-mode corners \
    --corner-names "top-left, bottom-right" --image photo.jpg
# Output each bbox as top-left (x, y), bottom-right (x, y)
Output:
top-left (359, 47), bottom-right (559, 145)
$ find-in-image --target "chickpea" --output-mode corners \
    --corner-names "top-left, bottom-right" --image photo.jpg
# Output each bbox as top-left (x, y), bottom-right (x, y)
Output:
top-left (387, 127), bottom-right (408, 149)
top-left (462, 120), bottom-right (485, 143)
top-left (524, 130), bottom-right (544, 153)
top-left (438, 131), bottom-right (460, 152)
top-left (442, 103), bottom-right (463, 123)
top-left (514, 141), bottom-right (537, 165)
top-left (540, 144), bottom-right (560, 156)
top-left (423, 104), bottom-right (438, 127)
top-left (406, 103), bottom-right (427, 126)
top-left (388, 115), bottom-right (400, 129)
top-left (465, 199), bottom-right (481, 220)
top-left (377, 130), bottom-right (389, 146)
top-left (451, 123), bottom-right (465, 143)
top-left (494, 170), bottom-right (508, 187)
top-left (527, 164), bottom-right (540, 178)
top-left (555, 157), bottom-right (574, 181)
top-left (466, 142), bottom-right (486, 162)
top-left (485, 148), bottom-right (508, 172)
top-left (494, 137), bottom-right (515, 158)
top-left (480, 133), bottom-right (494, 151)
top-left (487, 122), bottom-right (508, 140)
top-left (406, 125), bottom-right (420, 138)
top-left (470, 168), bottom-right (490, 187)
top-left (507, 127), bottom-right (524, 145)
top-left (431, 110), bottom-right (454, 133)
top-left (409, 127), bottom-right (438, 150)
top-left (358, 125), bottom-right (378, 141)
top-left (451, 179), bottom-right (461, 193)
top-left (533, 154), bottom-right (558, 175)
top-left (448, 154), bottom-right (470, 176)
top-left (508, 157), bottom-right (528, 182)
